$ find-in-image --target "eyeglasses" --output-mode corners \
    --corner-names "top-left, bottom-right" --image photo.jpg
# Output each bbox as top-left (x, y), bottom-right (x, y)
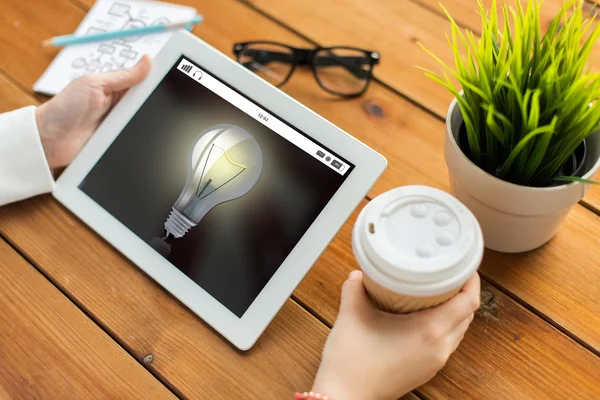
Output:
top-left (233, 41), bottom-right (380, 98)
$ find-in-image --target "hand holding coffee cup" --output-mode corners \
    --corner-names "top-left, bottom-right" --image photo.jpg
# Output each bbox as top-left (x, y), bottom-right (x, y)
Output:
top-left (353, 186), bottom-right (483, 313)
top-left (311, 269), bottom-right (481, 400)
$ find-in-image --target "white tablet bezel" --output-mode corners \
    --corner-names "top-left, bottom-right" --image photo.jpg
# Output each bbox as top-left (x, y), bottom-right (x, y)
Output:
top-left (53, 31), bottom-right (387, 350)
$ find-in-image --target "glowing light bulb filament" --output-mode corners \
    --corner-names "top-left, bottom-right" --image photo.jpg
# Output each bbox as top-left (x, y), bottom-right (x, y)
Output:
top-left (190, 143), bottom-right (248, 202)
top-left (222, 148), bottom-right (247, 169)
top-left (159, 124), bottom-right (263, 242)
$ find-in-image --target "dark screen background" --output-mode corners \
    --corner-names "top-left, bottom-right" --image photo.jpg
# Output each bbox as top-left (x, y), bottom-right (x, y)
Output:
top-left (79, 57), bottom-right (352, 317)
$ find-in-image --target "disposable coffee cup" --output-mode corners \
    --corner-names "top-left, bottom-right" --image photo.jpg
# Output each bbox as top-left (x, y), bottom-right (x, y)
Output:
top-left (352, 186), bottom-right (483, 313)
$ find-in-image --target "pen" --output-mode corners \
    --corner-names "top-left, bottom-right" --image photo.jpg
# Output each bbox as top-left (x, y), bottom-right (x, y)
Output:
top-left (41, 15), bottom-right (203, 47)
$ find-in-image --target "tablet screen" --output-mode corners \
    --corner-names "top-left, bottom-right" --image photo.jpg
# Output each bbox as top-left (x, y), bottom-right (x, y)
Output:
top-left (79, 56), bottom-right (354, 317)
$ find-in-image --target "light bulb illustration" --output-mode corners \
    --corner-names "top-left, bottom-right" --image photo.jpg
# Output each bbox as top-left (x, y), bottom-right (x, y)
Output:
top-left (152, 124), bottom-right (263, 256)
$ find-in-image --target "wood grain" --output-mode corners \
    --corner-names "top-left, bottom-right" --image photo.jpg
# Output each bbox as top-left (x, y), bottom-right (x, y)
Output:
top-left (418, 0), bottom-right (597, 33)
top-left (0, 5), bottom-right (329, 396)
top-left (244, 0), bottom-right (457, 117)
top-left (411, 0), bottom-right (566, 33)
top-left (0, 2), bottom-right (336, 398)
top-left (0, 197), bottom-right (328, 399)
top-left (298, 199), bottom-right (600, 363)
top-left (402, 394), bottom-right (421, 400)
top-left (191, 0), bottom-right (600, 353)
top-left (0, 73), bottom-right (38, 111)
top-left (65, 0), bottom-right (600, 212)
top-left (1, 0), bottom-right (599, 398)
top-left (5, 0), bottom-right (592, 213)
top-left (232, 0), bottom-right (600, 346)
top-left (482, 206), bottom-right (600, 349)
top-left (0, 0), bottom-right (83, 91)
top-left (244, 0), bottom-right (600, 214)
top-left (423, 280), bottom-right (600, 399)
top-left (3, 193), bottom-right (600, 398)
top-left (0, 238), bottom-right (175, 399)
top-left (306, 201), bottom-right (600, 397)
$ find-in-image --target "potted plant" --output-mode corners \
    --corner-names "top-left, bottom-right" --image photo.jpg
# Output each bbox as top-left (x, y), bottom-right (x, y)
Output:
top-left (420, 0), bottom-right (600, 253)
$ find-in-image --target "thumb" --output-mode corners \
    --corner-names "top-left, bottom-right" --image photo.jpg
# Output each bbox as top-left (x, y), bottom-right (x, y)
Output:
top-left (101, 55), bottom-right (152, 92)
top-left (339, 270), bottom-right (371, 317)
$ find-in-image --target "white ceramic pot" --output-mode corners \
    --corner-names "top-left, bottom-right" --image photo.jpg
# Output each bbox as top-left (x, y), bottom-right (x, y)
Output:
top-left (445, 98), bottom-right (600, 253)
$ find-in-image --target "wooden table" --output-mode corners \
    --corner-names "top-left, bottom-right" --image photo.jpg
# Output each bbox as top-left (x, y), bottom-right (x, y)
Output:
top-left (1, 0), bottom-right (599, 398)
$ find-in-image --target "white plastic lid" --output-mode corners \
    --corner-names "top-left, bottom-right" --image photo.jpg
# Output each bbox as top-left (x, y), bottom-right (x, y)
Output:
top-left (354, 186), bottom-right (483, 296)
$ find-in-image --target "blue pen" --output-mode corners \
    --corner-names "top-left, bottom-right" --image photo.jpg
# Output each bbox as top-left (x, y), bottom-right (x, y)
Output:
top-left (42, 15), bottom-right (203, 47)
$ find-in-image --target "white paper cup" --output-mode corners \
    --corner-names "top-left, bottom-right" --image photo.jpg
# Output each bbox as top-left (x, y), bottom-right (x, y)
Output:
top-left (352, 186), bottom-right (484, 313)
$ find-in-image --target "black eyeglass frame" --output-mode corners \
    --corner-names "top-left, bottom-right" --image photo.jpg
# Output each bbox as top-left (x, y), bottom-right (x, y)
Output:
top-left (233, 41), bottom-right (380, 98)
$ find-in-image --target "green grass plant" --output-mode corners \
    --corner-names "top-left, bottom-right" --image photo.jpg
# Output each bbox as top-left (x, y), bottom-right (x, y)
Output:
top-left (420, 0), bottom-right (600, 186)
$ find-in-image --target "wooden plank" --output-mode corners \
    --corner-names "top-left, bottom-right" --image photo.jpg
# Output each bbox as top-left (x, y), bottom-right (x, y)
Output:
top-left (18, 0), bottom-right (448, 198)
top-left (0, 238), bottom-right (175, 399)
top-left (4, 192), bottom-right (600, 398)
top-left (2, 0), bottom-right (600, 397)
top-left (305, 202), bottom-right (600, 398)
top-left (189, 0), bottom-right (600, 353)
top-left (482, 205), bottom-right (600, 348)
top-left (244, 0), bottom-right (600, 214)
top-left (60, 0), bottom-right (600, 211)
top-left (243, 0), bottom-right (457, 117)
top-left (411, 0), bottom-right (566, 33)
top-left (0, 0), bottom-right (84, 91)
top-left (0, 2), bottom-right (341, 398)
top-left (423, 279), bottom-right (600, 399)
top-left (0, 197), bottom-right (328, 398)
top-left (0, 5), bottom-right (329, 398)
top-left (2, 0), bottom-right (450, 121)
top-left (299, 199), bottom-right (600, 375)
top-left (4, 195), bottom-right (600, 399)
top-left (0, 73), bottom-right (38, 111)
top-left (418, 0), bottom-right (597, 33)
top-left (234, 0), bottom-right (600, 346)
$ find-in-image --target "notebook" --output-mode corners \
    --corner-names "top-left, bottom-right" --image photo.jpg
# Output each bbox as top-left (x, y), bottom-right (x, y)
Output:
top-left (33, 0), bottom-right (197, 96)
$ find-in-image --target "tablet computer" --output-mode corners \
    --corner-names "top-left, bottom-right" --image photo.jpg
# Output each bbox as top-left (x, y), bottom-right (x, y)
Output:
top-left (53, 31), bottom-right (387, 350)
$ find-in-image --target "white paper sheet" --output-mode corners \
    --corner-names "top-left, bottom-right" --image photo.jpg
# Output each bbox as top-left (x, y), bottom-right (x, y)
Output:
top-left (34, 0), bottom-right (196, 95)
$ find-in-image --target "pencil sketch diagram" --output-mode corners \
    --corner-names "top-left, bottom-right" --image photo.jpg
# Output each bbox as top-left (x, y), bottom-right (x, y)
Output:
top-left (69, 2), bottom-right (170, 75)
top-left (33, 0), bottom-right (195, 95)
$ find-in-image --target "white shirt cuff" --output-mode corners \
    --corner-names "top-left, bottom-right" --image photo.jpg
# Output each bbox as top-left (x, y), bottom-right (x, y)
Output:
top-left (0, 105), bottom-right (55, 206)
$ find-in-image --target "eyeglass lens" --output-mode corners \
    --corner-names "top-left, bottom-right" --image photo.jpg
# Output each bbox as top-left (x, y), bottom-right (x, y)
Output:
top-left (238, 43), bottom-right (295, 87)
top-left (313, 48), bottom-right (372, 96)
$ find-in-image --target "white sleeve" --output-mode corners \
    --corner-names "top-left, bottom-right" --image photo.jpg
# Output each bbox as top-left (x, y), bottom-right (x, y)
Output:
top-left (0, 106), bottom-right (55, 206)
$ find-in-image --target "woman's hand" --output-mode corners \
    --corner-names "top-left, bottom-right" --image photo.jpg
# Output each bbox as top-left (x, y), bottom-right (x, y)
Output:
top-left (312, 270), bottom-right (480, 400)
top-left (35, 55), bottom-right (152, 169)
